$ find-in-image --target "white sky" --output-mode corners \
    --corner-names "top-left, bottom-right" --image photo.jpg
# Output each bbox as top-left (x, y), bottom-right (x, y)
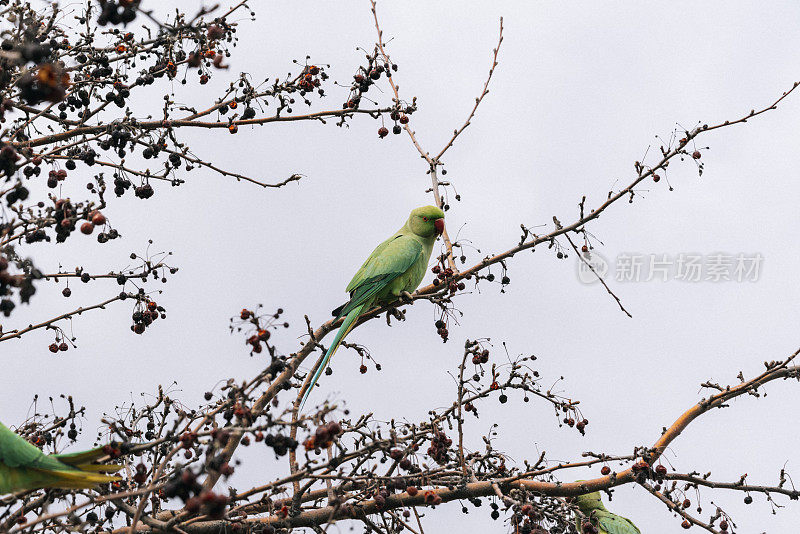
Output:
top-left (2, 1), bottom-right (799, 532)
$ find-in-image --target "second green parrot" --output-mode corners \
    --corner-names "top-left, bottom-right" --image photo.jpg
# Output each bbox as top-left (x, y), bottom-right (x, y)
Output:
top-left (574, 490), bottom-right (641, 534)
top-left (300, 205), bottom-right (445, 409)
top-left (0, 421), bottom-right (123, 494)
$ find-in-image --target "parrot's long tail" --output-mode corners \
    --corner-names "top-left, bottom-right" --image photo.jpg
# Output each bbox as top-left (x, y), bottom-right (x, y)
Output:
top-left (300, 304), bottom-right (365, 410)
top-left (37, 468), bottom-right (122, 489)
top-left (0, 463), bottom-right (122, 494)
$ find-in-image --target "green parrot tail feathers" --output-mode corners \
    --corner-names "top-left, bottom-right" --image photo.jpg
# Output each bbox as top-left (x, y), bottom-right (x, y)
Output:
top-left (300, 304), bottom-right (364, 410)
top-left (36, 468), bottom-right (122, 489)
top-left (53, 447), bottom-right (108, 467)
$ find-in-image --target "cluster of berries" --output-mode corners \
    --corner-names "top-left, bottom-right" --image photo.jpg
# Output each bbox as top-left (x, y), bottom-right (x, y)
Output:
top-left (263, 432), bottom-right (298, 457)
top-left (78, 210), bottom-right (107, 236)
top-left (303, 420), bottom-right (343, 450)
top-left (389, 447), bottom-right (416, 471)
top-left (237, 307), bottom-right (288, 355)
top-left (298, 64), bottom-right (324, 94)
top-left (0, 255), bottom-right (22, 316)
top-left (162, 469), bottom-right (229, 519)
top-left (431, 265), bottom-right (465, 294)
top-left (47, 168), bottom-right (67, 189)
top-left (512, 503), bottom-right (542, 532)
top-left (344, 55), bottom-right (396, 110)
top-left (0, 144), bottom-right (19, 177)
top-left (508, 503), bottom-right (546, 533)
top-left (100, 124), bottom-right (133, 158)
top-left (58, 85), bottom-right (94, 118)
top-left (52, 198), bottom-right (81, 242)
top-left (379, 108), bottom-right (410, 138)
top-left (433, 319), bottom-right (449, 342)
top-left (244, 322), bottom-right (270, 353)
top-left (97, 0), bottom-right (138, 26)
top-left (47, 337), bottom-right (70, 354)
top-left (104, 80), bottom-right (131, 109)
top-left (562, 415), bottom-right (589, 435)
top-left (131, 299), bottom-right (164, 335)
top-left (472, 348), bottom-right (490, 365)
top-left (426, 429), bottom-right (452, 464)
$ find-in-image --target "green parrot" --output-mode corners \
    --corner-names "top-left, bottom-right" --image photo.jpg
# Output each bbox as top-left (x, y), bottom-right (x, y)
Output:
top-left (574, 490), bottom-right (641, 534)
top-left (0, 421), bottom-right (123, 494)
top-left (300, 205), bottom-right (445, 409)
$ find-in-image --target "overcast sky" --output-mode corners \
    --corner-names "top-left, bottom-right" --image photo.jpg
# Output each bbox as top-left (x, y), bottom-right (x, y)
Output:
top-left (3, 1), bottom-right (800, 532)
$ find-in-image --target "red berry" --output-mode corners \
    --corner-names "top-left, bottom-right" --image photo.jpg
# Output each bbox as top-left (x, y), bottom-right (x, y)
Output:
top-left (80, 222), bottom-right (93, 235)
top-left (601, 465), bottom-right (611, 475)
top-left (692, 150), bottom-right (701, 159)
top-left (655, 464), bottom-right (667, 476)
top-left (359, 364), bottom-right (368, 374)
top-left (91, 212), bottom-right (106, 226)
top-left (59, 342), bottom-right (68, 351)
top-left (633, 460), bottom-right (649, 471)
top-left (378, 126), bottom-right (389, 138)
top-left (681, 519), bottom-right (691, 529)
top-left (399, 115), bottom-right (409, 124)
top-left (48, 343), bottom-right (59, 353)
top-left (653, 174), bottom-right (660, 182)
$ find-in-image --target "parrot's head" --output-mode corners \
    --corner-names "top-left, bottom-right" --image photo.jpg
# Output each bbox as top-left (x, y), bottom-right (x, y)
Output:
top-left (408, 205), bottom-right (445, 238)
top-left (573, 490), bottom-right (605, 513)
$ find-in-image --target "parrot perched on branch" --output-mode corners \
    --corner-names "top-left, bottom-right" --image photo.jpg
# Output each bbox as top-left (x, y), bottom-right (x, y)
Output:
top-left (574, 490), bottom-right (641, 534)
top-left (0, 421), bottom-right (123, 494)
top-left (300, 205), bottom-right (445, 409)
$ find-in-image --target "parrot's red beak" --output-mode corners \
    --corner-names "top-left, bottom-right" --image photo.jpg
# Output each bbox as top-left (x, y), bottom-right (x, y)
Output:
top-left (434, 218), bottom-right (445, 236)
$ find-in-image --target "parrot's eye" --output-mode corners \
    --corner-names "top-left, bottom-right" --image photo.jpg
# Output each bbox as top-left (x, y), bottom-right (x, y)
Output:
top-left (423, 216), bottom-right (428, 221)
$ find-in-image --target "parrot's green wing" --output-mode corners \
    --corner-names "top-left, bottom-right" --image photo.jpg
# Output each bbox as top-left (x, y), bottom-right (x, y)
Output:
top-left (346, 235), bottom-right (396, 293)
top-left (339, 235), bottom-right (423, 316)
top-left (596, 510), bottom-right (641, 534)
top-left (302, 235), bottom-right (424, 409)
